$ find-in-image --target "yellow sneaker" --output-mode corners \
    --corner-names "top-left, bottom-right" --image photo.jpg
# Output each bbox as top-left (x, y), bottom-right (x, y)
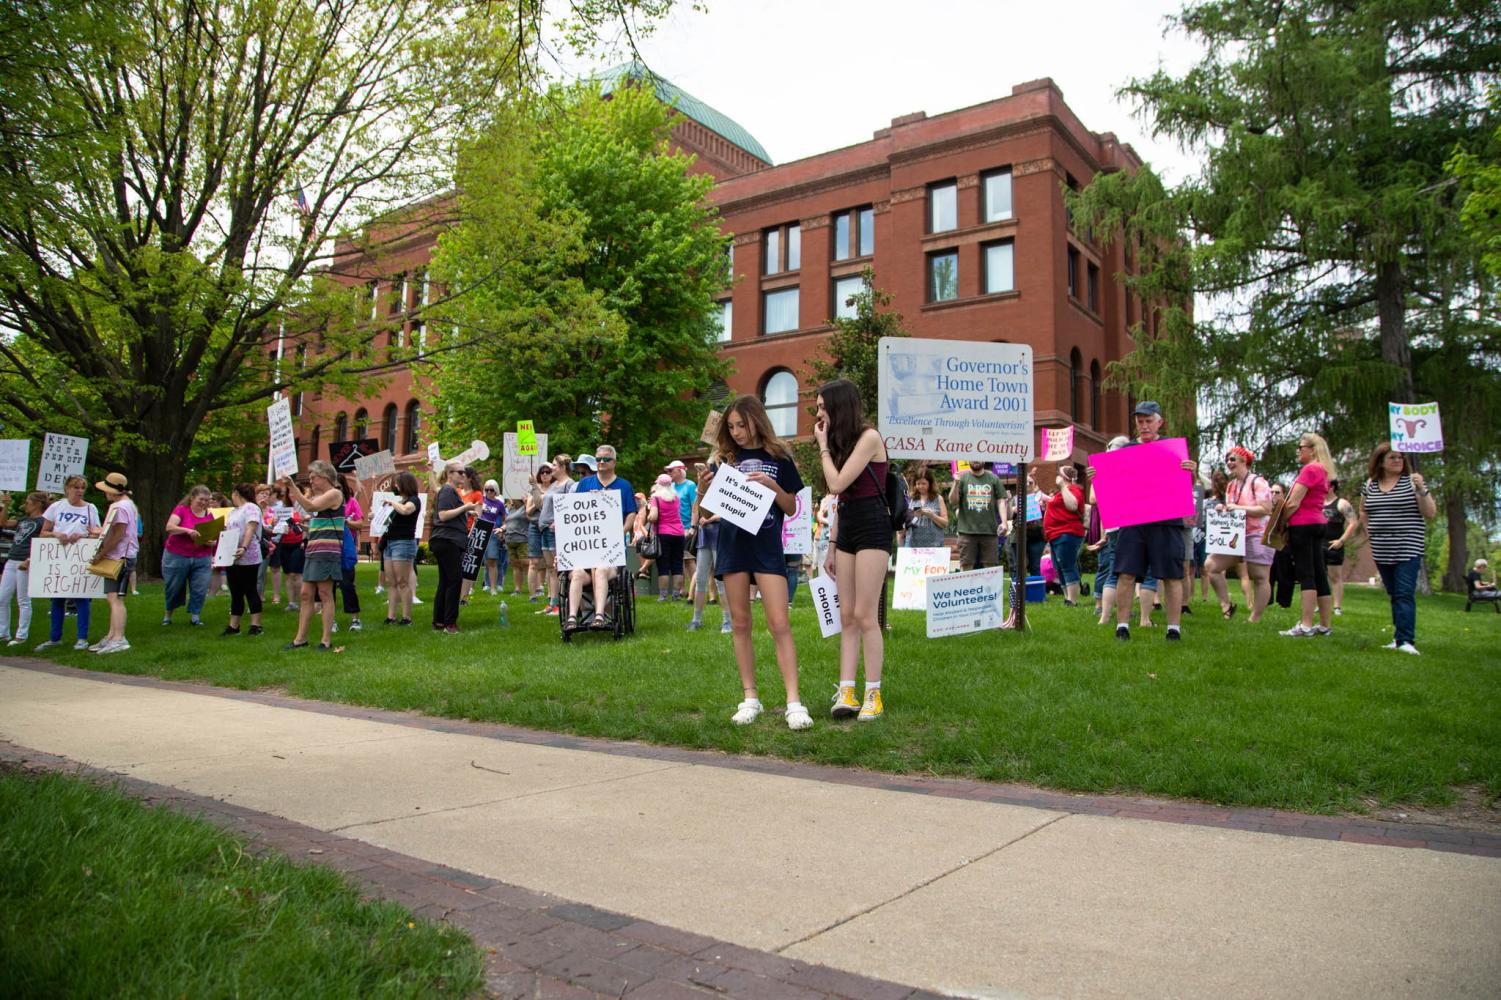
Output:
top-left (830, 685), bottom-right (860, 719)
top-left (857, 688), bottom-right (884, 722)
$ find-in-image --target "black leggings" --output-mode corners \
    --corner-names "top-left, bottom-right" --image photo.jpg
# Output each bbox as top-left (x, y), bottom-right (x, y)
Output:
top-left (227, 564), bottom-right (263, 617)
top-left (1287, 523), bottom-right (1331, 597)
top-left (657, 534), bottom-right (685, 577)
top-left (430, 537), bottom-right (465, 627)
top-left (339, 562), bottom-right (360, 613)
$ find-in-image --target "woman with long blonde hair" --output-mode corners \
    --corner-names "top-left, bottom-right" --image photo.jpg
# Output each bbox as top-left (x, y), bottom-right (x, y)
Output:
top-left (1280, 432), bottom-right (1338, 638)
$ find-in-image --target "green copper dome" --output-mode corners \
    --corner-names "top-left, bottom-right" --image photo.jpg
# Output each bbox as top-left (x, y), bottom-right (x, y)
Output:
top-left (592, 60), bottom-right (772, 165)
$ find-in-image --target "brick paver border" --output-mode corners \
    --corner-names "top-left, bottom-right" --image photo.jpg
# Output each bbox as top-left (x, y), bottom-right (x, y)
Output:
top-left (0, 742), bottom-right (940, 1000)
top-left (6, 658), bottom-right (1499, 858)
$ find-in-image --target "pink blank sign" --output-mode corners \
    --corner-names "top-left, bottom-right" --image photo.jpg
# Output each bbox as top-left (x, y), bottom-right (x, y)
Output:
top-left (1088, 437), bottom-right (1194, 530)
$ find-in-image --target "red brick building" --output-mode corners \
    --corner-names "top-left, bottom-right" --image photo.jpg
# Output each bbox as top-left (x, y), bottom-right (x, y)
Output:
top-left (297, 67), bottom-right (1143, 472)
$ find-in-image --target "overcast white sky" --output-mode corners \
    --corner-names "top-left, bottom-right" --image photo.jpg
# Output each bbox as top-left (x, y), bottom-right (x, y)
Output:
top-left (552, 0), bottom-right (1209, 183)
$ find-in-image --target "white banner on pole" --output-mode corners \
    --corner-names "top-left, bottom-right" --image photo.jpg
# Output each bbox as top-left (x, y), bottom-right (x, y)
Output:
top-left (925, 566), bottom-right (1005, 638)
top-left (0, 439), bottom-right (30, 491)
top-left (878, 337), bottom-right (1034, 463)
top-left (699, 464), bottom-right (775, 535)
top-left (1204, 508), bottom-right (1247, 557)
top-left (554, 491), bottom-right (625, 572)
top-left (808, 573), bottom-right (842, 638)
top-left (28, 538), bottom-right (105, 599)
top-left (894, 547), bottom-right (952, 610)
top-left (36, 433), bottom-right (88, 493)
top-left (267, 399), bottom-right (298, 479)
top-left (780, 487), bottom-right (813, 555)
top-left (502, 432), bottom-right (549, 500)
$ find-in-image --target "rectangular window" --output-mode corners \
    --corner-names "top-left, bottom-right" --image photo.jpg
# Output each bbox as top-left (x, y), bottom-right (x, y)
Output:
top-left (786, 224), bottom-right (800, 271)
top-left (983, 241), bottom-right (1015, 294)
top-left (858, 206), bottom-right (874, 256)
top-left (928, 251), bottom-right (959, 302)
top-left (1067, 246), bottom-right (1080, 299)
top-left (833, 212), bottom-right (851, 261)
top-left (762, 287), bottom-right (799, 334)
top-left (1087, 263), bottom-right (1100, 312)
top-left (983, 169), bottom-right (1013, 222)
top-left (388, 274), bottom-right (403, 315)
top-left (833, 276), bottom-right (864, 320)
top-left (763, 229), bottom-right (780, 275)
top-left (368, 282), bottom-right (379, 321)
top-left (929, 181), bottom-right (958, 233)
top-left (716, 300), bottom-right (733, 342)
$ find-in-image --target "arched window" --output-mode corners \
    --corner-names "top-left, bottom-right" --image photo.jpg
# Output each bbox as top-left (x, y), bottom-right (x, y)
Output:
top-left (353, 408), bottom-right (368, 439)
top-left (1068, 349), bottom-right (1083, 423)
top-left (333, 412), bottom-right (348, 442)
top-left (762, 370), bottom-right (799, 438)
top-left (403, 401), bottom-right (421, 454)
top-left (1089, 361), bottom-right (1102, 429)
top-left (382, 403), bottom-right (398, 453)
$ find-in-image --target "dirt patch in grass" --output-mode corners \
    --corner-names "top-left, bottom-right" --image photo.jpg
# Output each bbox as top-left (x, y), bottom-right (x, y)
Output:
top-left (1359, 786), bottom-right (1501, 835)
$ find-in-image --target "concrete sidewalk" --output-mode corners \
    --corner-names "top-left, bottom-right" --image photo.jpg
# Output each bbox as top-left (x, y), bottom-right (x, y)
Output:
top-left (2, 661), bottom-right (1497, 1000)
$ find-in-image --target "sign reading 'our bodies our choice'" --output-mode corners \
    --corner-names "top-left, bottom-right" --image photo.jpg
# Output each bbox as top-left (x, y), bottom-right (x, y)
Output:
top-left (699, 464), bottom-right (775, 535)
top-left (1389, 402), bottom-right (1443, 453)
top-left (925, 566), bottom-right (1005, 638)
top-left (554, 492), bottom-right (624, 571)
top-left (878, 338), bottom-right (1034, 463)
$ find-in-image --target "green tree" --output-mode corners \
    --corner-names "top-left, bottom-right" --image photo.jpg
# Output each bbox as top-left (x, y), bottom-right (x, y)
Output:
top-left (1069, 0), bottom-right (1501, 591)
top-left (425, 83), bottom-right (730, 490)
top-left (0, 0), bottom-right (683, 572)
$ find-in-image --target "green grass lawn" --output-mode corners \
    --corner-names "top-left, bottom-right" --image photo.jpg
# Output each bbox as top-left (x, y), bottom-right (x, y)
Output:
top-left (14, 566), bottom-right (1501, 814)
top-left (0, 768), bottom-right (484, 998)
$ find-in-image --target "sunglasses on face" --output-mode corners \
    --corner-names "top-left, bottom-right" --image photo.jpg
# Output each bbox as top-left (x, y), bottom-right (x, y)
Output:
top-left (596, 457), bottom-right (614, 463)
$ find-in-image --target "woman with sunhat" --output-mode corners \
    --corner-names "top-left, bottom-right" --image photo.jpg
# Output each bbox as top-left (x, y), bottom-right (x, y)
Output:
top-left (89, 472), bottom-right (139, 654)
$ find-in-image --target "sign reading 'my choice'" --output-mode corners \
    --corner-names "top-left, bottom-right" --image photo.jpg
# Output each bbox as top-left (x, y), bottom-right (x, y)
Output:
top-left (554, 491), bottom-right (624, 572)
top-left (878, 337), bottom-right (1034, 463)
top-left (808, 573), bottom-right (841, 638)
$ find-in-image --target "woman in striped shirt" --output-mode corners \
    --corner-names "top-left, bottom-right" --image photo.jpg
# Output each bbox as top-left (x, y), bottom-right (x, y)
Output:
top-left (278, 460), bottom-right (345, 651)
top-left (1358, 443), bottom-right (1437, 655)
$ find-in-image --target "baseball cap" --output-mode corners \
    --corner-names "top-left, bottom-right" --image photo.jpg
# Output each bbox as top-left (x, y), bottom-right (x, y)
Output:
top-left (1133, 400), bottom-right (1163, 417)
top-left (664, 460), bottom-right (686, 470)
top-left (655, 474), bottom-right (672, 487)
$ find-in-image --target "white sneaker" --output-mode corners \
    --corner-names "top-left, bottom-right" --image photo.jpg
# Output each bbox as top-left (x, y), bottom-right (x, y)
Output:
top-left (72, 639), bottom-right (91, 651)
top-left (731, 699), bottom-right (762, 725)
top-left (1382, 640), bottom-right (1399, 650)
top-left (1312, 625), bottom-right (1332, 636)
top-left (1279, 625), bottom-right (1316, 637)
top-left (374, 585), bottom-right (385, 595)
top-left (1396, 643), bottom-right (1420, 656)
top-left (87, 639), bottom-right (110, 651)
top-left (785, 703), bottom-right (813, 731)
top-left (412, 596), bottom-right (423, 605)
top-left (7, 638), bottom-right (23, 646)
top-left (96, 639), bottom-right (129, 654)
top-left (349, 619), bottom-right (362, 632)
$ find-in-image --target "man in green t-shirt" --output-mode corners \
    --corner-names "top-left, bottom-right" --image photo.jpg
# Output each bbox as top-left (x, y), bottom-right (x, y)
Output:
top-left (948, 462), bottom-right (1007, 570)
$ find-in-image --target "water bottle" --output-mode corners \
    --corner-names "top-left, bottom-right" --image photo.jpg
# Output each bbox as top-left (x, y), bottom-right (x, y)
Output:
top-left (498, 601), bottom-right (509, 628)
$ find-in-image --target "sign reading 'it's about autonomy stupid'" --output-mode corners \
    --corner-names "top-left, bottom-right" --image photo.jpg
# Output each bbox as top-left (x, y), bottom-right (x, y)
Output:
top-left (878, 337), bottom-right (1034, 463)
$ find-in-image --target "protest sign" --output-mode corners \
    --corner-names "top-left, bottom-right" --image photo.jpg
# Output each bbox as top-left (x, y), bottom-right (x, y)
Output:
top-left (460, 519), bottom-right (496, 581)
top-left (1205, 508), bottom-right (1246, 557)
top-left (267, 398), bottom-right (297, 479)
top-left (700, 409), bottom-right (723, 447)
top-left (353, 449), bottom-right (396, 481)
top-left (427, 442), bottom-right (442, 473)
top-left (480, 496), bottom-right (505, 524)
top-left (950, 459), bottom-right (971, 478)
top-left (329, 438), bottom-right (380, 474)
top-left (808, 573), bottom-right (842, 638)
top-left (502, 432), bottom-right (549, 499)
top-left (1088, 438), bottom-right (1195, 530)
top-left (268, 505), bottom-right (294, 526)
top-left (554, 491), bottom-right (625, 572)
top-left (699, 464), bottom-right (776, 535)
top-left (925, 566), bottom-right (1005, 638)
top-left (878, 337), bottom-right (1034, 463)
top-left (211, 529), bottom-right (239, 569)
top-left (36, 433), bottom-right (88, 493)
top-left (368, 492), bottom-right (396, 537)
top-left (1025, 493), bottom-right (1042, 522)
top-left (450, 439), bottom-right (490, 469)
top-left (1389, 402), bottom-right (1443, 453)
top-left (894, 547), bottom-right (952, 610)
top-left (780, 487), bottom-right (813, 555)
top-left (28, 538), bottom-right (105, 599)
top-left (517, 420), bottom-right (538, 456)
top-left (1040, 426), bottom-right (1075, 462)
top-left (0, 440), bottom-right (29, 491)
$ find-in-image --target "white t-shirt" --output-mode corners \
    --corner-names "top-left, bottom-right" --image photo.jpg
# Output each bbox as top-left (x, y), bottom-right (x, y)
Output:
top-left (227, 502), bottom-right (263, 566)
top-left (43, 499), bottom-right (100, 539)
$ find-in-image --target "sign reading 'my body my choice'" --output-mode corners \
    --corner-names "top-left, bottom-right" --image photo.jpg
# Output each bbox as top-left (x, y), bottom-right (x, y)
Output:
top-left (1389, 402), bottom-right (1443, 453)
top-left (699, 464), bottom-right (775, 535)
top-left (878, 337), bottom-right (1034, 463)
top-left (554, 492), bottom-right (624, 572)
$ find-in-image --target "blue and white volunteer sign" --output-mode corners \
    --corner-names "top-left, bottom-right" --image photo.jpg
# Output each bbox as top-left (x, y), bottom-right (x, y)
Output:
top-left (878, 338), bottom-right (1034, 463)
top-left (925, 566), bottom-right (1005, 638)
top-left (554, 491), bottom-right (625, 572)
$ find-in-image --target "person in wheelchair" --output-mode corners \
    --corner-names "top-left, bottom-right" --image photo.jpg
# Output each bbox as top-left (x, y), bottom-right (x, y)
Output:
top-left (565, 444), bottom-right (637, 630)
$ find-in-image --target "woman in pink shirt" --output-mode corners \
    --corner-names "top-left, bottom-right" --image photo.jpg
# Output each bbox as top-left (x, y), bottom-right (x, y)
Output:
top-left (162, 484), bottom-right (215, 626)
top-left (647, 474), bottom-right (686, 601)
top-left (1281, 432), bottom-right (1337, 638)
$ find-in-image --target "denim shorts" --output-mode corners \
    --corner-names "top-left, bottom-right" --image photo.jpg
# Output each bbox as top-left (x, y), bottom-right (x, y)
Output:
top-left (384, 538), bottom-right (418, 562)
top-left (540, 527), bottom-right (556, 552)
top-left (485, 531), bottom-right (503, 561)
top-left (527, 523), bottom-right (543, 558)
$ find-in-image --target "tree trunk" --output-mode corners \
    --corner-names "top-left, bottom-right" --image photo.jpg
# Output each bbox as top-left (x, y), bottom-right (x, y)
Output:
top-left (1375, 259), bottom-right (1415, 403)
top-left (1442, 489), bottom-right (1469, 594)
top-left (126, 445), bottom-right (192, 580)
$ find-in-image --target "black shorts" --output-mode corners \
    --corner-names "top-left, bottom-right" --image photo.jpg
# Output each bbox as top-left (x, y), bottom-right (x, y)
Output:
top-left (835, 497), bottom-right (893, 555)
top-left (1113, 522), bottom-right (1185, 581)
top-left (277, 542), bottom-right (306, 575)
top-left (1322, 542), bottom-right (1345, 567)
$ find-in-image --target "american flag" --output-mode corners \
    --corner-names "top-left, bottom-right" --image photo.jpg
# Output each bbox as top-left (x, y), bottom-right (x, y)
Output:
top-left (294, 186), bottom-right (310, 215)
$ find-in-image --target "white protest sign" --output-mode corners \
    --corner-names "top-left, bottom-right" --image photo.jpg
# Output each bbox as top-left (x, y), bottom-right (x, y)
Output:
top-left (502, 432), bottom-right (549, 499)
top-left (267, 398), bottom-right (297, 479)
top-left (36, 433), bottom-right (88, 493)
top-left (780, 487), bottom-right (813, 555)
top-left (28, 538), bottom-right (105, 599)
top-left (1205, 508), bottom-right (1246, 557)
top-left (1040, 426), bottom-right (1074, 463)
top-left (878, 337), bottom-right (1034, 463)
top-left (894, 547), bottom-right (952, 610)
top-left (353, 449), bottom-right (396, 481)
top-left (451, 439), bottom-right (490, 468)
top-left (925, 566), bottom-right (1005, 638)
top-left (699, 464), bottom-right (775, 535)
top-left (211, 528), bottom-right (239, 568)
top-left (1389, 402), bottom-right (1443, 453)
top-left (808, 573), bottom-right (842, 638)
top-left (554, 491), bottom-right (625, 571)
top-left (426, 442), bottom-right (442, 473)
top-left (368, 492), bottom-right (396, 537)
top-left (0, 439), bottom-right (29, 491)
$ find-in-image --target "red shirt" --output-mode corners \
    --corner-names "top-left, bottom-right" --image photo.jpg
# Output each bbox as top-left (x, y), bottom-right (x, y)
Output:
top-left (1043, 484), bottom-right (1086, 540)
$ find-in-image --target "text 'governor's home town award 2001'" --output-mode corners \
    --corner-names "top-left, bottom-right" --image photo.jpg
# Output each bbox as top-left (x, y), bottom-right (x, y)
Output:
top-left (877, 338), bottom-right (1034, 464)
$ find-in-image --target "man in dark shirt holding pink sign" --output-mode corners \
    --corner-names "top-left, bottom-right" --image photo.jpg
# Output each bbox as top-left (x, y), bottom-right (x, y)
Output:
top-left (1087, 401), bottom-right (1198, 642)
